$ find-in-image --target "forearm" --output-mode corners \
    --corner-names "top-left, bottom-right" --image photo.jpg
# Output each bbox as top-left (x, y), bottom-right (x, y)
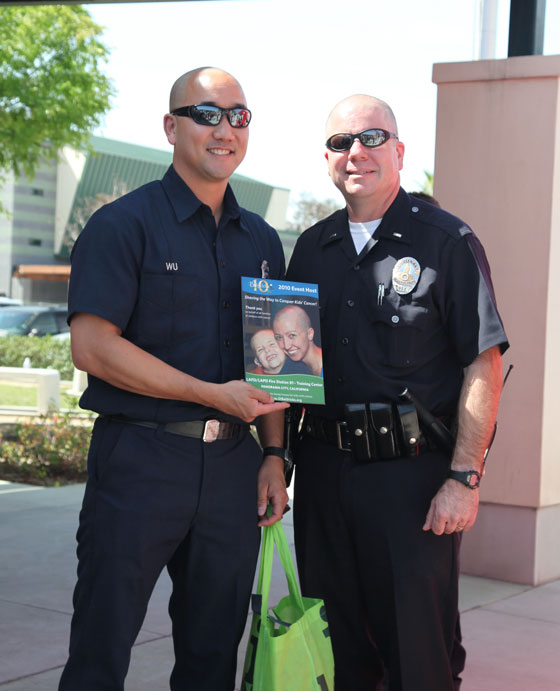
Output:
top-left (256, 409), bottom-right (285, 449)
top-left (451, 345), bottom-right (503, 473)
top-left (256, 409), bottom-right (288, 526)
top-left (71, 313), bottom-right (218, 404)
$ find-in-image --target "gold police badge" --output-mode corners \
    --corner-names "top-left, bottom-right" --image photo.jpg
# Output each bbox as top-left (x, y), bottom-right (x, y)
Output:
top-left (392, 256), bottom-right (421, 295)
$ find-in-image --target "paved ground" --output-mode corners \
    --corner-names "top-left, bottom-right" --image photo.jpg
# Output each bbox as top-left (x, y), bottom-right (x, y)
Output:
top-left (1, 480), bottom-right (559, 690)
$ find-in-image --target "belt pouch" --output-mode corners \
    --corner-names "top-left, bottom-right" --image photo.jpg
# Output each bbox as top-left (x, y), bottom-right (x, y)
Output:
top-left (396, 403), bottom-right (422, 457)
top-left (368, 403), bottom-right (398, 459)
top-left (344, 404), bottom-right (374, 461)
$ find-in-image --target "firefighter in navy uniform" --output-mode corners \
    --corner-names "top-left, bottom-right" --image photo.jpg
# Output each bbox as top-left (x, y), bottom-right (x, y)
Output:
top-left (286, 94), bottom-right (508, 691)
top-left (58, 68), bottom-right (289, 691)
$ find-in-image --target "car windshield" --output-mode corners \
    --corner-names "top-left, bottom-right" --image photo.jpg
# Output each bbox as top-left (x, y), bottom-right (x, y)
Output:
top-left (0, 311), bottom-right (36, 334)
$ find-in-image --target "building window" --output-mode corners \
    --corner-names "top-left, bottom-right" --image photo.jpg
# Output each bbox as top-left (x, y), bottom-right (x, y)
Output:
top-left (31, 188), bottom-right (44, 196)
top-left (28, 239), bottom-right (42, 246)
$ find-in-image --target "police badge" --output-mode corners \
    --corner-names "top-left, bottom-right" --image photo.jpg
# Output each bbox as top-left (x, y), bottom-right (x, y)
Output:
top-left (392, 257), bottom-right (421, 295)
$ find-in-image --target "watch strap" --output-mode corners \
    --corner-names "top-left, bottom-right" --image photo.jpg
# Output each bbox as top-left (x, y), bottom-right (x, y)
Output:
top-left (262, 446), bottom-right (289, 461)
top-left (262, 446), bottom-right (294, 484)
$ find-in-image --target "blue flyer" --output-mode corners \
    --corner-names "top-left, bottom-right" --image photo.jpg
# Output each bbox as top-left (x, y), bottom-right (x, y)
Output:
top-left (241, 277), bottom-right (325, 405)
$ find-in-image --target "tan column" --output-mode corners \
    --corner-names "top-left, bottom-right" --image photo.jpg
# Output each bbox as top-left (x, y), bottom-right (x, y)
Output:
top-left (432, 55), bottom-right (560, 585)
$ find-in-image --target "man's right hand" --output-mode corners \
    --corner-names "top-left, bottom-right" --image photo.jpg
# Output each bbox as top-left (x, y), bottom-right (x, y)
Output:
top-left (210, 380), bottom-right (289, 423)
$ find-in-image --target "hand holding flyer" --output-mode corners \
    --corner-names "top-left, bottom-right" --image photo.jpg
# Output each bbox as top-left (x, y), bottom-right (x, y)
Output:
top-left (242, 277), bottom-right (325, 405)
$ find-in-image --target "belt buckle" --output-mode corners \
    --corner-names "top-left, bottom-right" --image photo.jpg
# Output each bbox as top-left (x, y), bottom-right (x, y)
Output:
top-left (336, 421), bottom-right (350, 452)
top-left (203, 419), bottom-right (221, 443)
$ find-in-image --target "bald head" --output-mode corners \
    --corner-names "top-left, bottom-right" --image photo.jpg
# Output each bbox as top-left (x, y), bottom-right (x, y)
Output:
top-left (272, 305), bottom-right (314, 362)
top-left (322, 92), bottom-right (404, 221)
top-left (326, 94), bottom-right (398, 137)
top-left (169, 67), bottom-right (244, 111)
top-left (273, 305), bottom-right (311, 331)
top-left (163, 66), bottom-right (249, 200)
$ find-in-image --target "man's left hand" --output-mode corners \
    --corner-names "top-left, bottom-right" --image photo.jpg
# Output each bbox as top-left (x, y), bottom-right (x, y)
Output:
top-left (257, 455), bottom-right (289, 527)
top-left (423, 479), bottom-right (479, 535)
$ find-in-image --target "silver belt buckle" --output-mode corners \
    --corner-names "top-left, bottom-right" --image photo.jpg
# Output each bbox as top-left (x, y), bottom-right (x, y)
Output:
top-left (336, 421), bottom-right (350, 452)
top-left (203, 419), bottom-right (221, 442)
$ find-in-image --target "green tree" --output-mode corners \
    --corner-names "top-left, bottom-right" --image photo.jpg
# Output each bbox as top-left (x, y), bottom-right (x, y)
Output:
top-left (0, 5), bottom-right (114, 181)
top-left (421, 170), bottom-right (434, 195)
top-left (64, 177), bottom-right (129, 252)
top-left (288, 193), bottom-right (341, 233)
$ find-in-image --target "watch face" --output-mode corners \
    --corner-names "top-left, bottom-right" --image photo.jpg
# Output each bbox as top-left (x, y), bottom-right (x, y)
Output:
top-left (449, 469), bottom-right (480, 489)
top-left (466, 471), bottom-right (481, 488)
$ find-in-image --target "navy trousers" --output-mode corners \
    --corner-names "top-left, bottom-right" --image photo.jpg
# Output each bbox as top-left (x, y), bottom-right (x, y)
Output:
top-left (59, 417), bottom-right (262, 691)
top-left (293, 436), bottom-right (459, 691)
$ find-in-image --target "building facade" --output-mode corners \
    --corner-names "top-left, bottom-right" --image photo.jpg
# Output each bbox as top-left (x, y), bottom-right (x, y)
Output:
top-left (0, 136), bottom-right (290, 303)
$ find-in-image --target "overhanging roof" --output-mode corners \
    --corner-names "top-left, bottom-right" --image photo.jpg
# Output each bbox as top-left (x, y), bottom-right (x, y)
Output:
top-left (56, 136), bottom-right (278, 258)
top-left (13, 265), bottom-right (71, 282)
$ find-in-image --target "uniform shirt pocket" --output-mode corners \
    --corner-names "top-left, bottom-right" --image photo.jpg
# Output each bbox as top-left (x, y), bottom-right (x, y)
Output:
top-left (371, 302), bottom-right (429, 368)
top-left (128, 272), bottom-right (201, 346)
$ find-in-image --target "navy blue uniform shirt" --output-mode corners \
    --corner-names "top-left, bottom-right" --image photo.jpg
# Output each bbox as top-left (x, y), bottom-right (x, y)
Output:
top-left (287, 188), bottom-right (508, 420)
top-left (68, 165), bottom-right (285, 422)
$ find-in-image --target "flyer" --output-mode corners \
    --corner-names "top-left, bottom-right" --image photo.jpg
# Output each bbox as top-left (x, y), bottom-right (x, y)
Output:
top-left (241, 276), bottom-right (325, 405)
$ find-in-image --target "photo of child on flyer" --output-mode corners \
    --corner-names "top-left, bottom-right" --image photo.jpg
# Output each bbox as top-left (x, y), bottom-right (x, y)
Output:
top-left (247, 327), bottom-right (310, 376)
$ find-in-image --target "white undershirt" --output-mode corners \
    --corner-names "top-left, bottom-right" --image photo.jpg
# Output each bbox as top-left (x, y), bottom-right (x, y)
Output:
top-left (348, 218), bottom-right (382, 254)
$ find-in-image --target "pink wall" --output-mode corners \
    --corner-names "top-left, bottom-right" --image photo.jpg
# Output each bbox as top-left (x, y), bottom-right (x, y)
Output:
top-left (433, 55), bottom-right (560, 584)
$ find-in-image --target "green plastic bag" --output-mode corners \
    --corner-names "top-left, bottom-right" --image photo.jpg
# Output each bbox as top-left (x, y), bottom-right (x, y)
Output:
top-left (241, 520), bottom-right (334, 691)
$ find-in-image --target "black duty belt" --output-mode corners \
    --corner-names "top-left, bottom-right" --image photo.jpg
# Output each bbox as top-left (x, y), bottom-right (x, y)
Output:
top-left (303, 403), bottom-right (437, 462)
top-left (106, 416), bottom-right (249, 443)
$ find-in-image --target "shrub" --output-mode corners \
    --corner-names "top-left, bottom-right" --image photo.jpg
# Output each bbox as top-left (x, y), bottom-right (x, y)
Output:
top-left (0, 410), bottom-right (94, 485)
top-left (0, 335), bottom-right (74, 380)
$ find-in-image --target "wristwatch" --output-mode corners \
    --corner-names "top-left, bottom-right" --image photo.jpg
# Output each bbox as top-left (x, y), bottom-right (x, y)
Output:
top-left (447, 469), bottom-right (481, 489)
top-left (262, 446), bottom-right (294, 480)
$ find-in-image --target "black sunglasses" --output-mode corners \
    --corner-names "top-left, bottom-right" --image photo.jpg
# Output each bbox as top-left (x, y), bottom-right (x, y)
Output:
top-left (170, 104), bottom-right (251, 128)
top-left (326, 128), bottom-right (398, 152)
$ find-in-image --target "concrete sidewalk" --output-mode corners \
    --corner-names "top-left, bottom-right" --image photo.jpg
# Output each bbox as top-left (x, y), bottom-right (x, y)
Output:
top-left (1, 481), bottom-right (559, 690)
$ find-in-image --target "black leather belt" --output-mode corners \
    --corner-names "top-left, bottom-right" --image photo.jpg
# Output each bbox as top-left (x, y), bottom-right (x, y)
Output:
top-left (303, 407), bottom-right (435, 461)
top-left (303, 413), bottom-right (353, 451)
top-left (106, 416), bottom-right (249, 442)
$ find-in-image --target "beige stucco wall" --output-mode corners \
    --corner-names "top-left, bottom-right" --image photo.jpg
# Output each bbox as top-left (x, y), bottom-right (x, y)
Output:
top-left (0, 171), bottom-right (15, 296)
top-left (264, 186), bottom-right (290, 229)
top-left (54, 147), bottom-right (87, 255)
top-left (541, 82), bottom-right (560, 506)
top-left (433, 55), bottom-right (560, 583)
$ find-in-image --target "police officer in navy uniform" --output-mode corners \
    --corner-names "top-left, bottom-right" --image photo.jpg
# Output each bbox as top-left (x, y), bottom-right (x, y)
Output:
top-left (286, 94), bottom-right (508, 690)
top-left (58, 67), bottom-right (289, 691)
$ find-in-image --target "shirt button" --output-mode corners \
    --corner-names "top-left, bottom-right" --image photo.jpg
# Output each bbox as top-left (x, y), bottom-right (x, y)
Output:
top-left (337, 376), bottom-right (345, 383)
top-left (391, 315), bottom-right (400, 323)
top-left (220, 260), bottom-right (226, 268)
top-left (341, 337), bottom-right (349, 345)
top-left (411, 206), bottom-right (419, 213)
top-left (222, 300), bottom-right (230, 308)
top-left (347, 299), bottom-right (355, 307)
top-left (223, 338), bottom-right (231, 347)
top-left (353, 265), bottom-right (360, 271)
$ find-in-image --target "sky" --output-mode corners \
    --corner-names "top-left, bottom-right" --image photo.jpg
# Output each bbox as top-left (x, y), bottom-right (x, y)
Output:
top-left (87, 0), bottom-right (560, 215)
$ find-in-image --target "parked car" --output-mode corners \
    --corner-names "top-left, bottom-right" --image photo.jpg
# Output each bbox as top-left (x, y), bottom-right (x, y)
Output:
top-left (0, 296), bottom-right (23, 306)
top-left (0, 305), bottom-right (69, 337)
